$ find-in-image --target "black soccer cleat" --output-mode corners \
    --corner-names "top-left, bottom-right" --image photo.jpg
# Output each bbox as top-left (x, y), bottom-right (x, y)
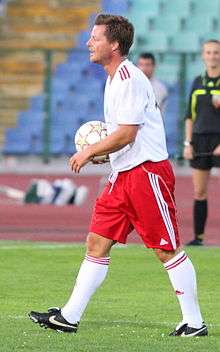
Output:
top-left (182, 324), bottom-right (208, 337)
top-left (186, 239), bottom-right (203, 246)
top-left (169, 323), bottom-right (208, 337)
top-left (169, 323), bottom-right (188, 336)
top-left (28, 307), bottom-right (79, 333)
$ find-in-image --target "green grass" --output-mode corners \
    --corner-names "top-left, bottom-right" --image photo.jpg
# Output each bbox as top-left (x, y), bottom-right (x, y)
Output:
top-left (0, 241), bottom-right (219, 351)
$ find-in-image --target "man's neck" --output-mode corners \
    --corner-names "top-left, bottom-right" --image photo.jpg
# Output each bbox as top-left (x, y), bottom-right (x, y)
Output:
top-left (104, 56), bottom-right (126, 80)
top-left (206, 66), bottom-right (220, 78)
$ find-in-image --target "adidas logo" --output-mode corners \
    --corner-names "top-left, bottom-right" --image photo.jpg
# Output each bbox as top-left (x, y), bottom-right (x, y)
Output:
top-left (160, 238), bottom-right (169, 246)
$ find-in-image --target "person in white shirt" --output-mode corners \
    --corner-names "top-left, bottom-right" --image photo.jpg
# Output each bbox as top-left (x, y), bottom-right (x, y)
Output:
top-left (29, 14), bottom-right (207, 337)
top-left (137, 52), bottom-right (168, 115)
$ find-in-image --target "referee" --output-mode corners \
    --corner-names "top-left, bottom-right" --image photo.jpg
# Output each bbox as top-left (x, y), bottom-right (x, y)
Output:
top-left (183, 39), bottom-right (220, 246)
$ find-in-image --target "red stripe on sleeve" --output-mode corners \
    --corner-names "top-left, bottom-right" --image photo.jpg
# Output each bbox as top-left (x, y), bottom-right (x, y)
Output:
top-left (123, 65), bottom-right (130, 78)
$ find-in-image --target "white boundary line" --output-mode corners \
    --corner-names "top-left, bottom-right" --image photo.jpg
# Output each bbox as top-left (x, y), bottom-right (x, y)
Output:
top-left (6, 316), bottom-right (220, 327)
top-left (0, 243), bottom-right (129, 250)
top-left (0, 243), bottom-right (84, 250)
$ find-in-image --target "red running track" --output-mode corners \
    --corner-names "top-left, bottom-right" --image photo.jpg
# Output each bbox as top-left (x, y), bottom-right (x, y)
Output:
top-left (0, 173), bottom-right (219, 246)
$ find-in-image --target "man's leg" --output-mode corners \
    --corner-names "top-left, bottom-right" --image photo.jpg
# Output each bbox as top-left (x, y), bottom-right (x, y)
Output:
top-left (154, 248), bottom-right (207, 336)
top-left (29, 233), bottom-right (114, 332)
top-left (62, 233), bottom-right (114, 323)
top-left (187, 169), bottom-right (210, 246)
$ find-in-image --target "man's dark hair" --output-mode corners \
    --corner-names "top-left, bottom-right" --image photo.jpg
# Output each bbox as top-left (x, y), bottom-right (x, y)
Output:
top-left (203, 39), bottom-right (220, 45)
top-left (138, 52), bottom-right (156, 65)
top-left (95, 14), bottom-right (134, 56)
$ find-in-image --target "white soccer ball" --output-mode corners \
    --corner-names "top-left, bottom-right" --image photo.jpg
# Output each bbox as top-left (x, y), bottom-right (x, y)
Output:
top-left (74, 120), bottom-right (108, 162)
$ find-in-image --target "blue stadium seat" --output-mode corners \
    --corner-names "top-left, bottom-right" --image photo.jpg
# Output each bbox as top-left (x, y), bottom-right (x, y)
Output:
top-left (161, 0), bottom-right (191, 16)
top-left (130, 0), bottom-right (160, 15)
top-left (51, 78), bottom-right (70, 94)
top-left (3, 128), bottom-right (31, 154)
top-left (152, 14), bottom-right (181, 34)
top-left (87, 13), bottom-right (98, 30)
top-left (102, 0), bottom-right (129, 14)
top-left (191, 0), bottom-right (220, 15)
top-left (184, 16), bottom-right (215, 35)
top-left (201, 31), bottom-right (220, 43)
top-left (17, 114), bottom-right (43, 133)
top-left (76, 31), bottom-right (90, 48)
top-left (67, 49), bottom-right (89, 63)
top-left (29, 95), bottom-right (45, 111)
top-left (139, 31), bottom-right (168, 52)
top-left (170, 32), bottom-right (200, 53)
top-left (156, 63), bottom-right (179, 85)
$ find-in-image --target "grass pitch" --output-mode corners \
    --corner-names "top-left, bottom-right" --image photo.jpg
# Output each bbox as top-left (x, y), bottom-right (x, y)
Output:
top-left (0, 241), bottom-right (219, 352)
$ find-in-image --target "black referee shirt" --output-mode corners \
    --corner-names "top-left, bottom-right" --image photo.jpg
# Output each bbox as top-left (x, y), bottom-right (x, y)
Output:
top-left (185, 72), bottom-right (220, 134)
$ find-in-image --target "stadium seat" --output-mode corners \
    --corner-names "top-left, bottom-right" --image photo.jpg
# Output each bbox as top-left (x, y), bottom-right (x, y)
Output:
top-left (138, 31), bottom-right (168, 52)
top-left (17, 114), bottom-right (43, 133)
top-left (101, 0), bottom-right (129, 14)
top-left (67, 49), bottom-right (89, 63)
top-left (191, 0), bottom-right (220, 15)
top-left (151, 14), bottom-right (181, 34)
top-left (156, 63), bottom-right (179, 85)
top-left (170, 32), bottom-right (200, 53)
top-left (29, 95), bottom-right (45, 111)
top-left (130, 0), bottom-right (160, 15)
top-left (88, 13), bottom-right (98, 30)
top-left (186, 58), bottom-right (204, 81)
top-left (76, 31), bottom-right (90, 48)
top-left (51, 78), bottom-right (71, 94)
top-left (184, 16), bottom-right (215, 35)
top-left (3, 128), bottom-right (31, 154)
top-left (201, 31), bottom-right (220, 43)
top-left (160, 0), bottom-right (191, 16)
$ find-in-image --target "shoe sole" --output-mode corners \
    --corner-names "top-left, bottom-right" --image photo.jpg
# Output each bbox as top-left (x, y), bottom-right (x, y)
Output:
top-left (29, 314), bottom-right (48, 330)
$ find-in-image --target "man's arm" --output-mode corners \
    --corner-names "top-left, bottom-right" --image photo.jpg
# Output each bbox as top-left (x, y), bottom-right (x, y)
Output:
top-left (183, 118), bottom-right (193, 160)
top-left (70, 124), bottom-right (139, 173)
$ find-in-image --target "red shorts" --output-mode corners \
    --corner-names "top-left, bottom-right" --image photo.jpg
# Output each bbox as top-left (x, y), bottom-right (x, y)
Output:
top-left (90, 160), bottom-right (180, 251)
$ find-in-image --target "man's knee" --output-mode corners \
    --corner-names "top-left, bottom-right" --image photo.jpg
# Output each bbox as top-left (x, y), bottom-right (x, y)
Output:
top-left (154, 247), bottom-right (181, 263)
top-left (194, 188), bottom-right (207, 200)
top-left (86, 232), bottom-right (114, 258)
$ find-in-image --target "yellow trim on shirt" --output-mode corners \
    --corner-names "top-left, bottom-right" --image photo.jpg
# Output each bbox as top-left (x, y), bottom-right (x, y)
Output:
top-left (191, 89), bottom-right (206, 121)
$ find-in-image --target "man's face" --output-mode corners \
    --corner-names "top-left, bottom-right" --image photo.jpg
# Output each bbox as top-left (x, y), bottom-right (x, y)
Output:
top-left (87, 25), bottom-right (116, 65)
top-left (202, 42), bottom-right (220, 70)
top-left (137, 57), bottom-right (155, 78)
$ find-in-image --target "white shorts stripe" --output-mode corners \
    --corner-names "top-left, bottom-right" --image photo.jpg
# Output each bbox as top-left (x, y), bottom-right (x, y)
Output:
top-left (148, 173), bottom-right (176, 250)
top-left (153, 174), bottom-right (176, 249)
top-left (149, 174), bottom-right (175, 248)
top-left (150, 174), bottom-right (174, 241)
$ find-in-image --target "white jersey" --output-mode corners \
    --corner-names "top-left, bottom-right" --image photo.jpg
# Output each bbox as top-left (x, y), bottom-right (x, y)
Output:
top-left (104, 59), bottom-right (168, 173)
top-left (150, 77), bottom-right (168, 115)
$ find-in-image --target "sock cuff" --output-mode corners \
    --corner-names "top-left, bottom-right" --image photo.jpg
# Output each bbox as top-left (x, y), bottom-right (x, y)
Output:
top-left (194, 199), bottom-right (207, 204)
top-left (164, 251), bottom-right (187, 271)
top-left (85, 255), bottom-right (110, 265)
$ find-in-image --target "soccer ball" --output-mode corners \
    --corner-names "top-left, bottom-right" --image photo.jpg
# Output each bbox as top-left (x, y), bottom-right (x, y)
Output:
top-left (74, 120), bottom-right (108, 162)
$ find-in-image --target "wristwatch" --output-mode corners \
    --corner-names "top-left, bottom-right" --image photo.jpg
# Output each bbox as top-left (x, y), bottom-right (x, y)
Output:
top-left (183, 140), bottom-right (191, 147)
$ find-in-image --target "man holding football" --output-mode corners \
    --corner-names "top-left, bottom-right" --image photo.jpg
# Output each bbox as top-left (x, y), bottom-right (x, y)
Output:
top-left (29, 14), bottom-right (207, 337)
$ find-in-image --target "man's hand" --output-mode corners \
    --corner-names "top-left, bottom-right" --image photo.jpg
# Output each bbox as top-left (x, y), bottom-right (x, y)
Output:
top-left (213, 144), bottom-right (220, 156)
top-left (212, 95), bottom-right (220, 109)
top-left (183, 145), bottom-right (194, 160)
top-left (69, 148), bottom-right (93, 173)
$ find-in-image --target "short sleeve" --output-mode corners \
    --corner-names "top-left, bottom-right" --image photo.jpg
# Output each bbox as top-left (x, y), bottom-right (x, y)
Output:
top-left (185, 77), bottom-right (198, 120)
top-left (116, 77), bottom-right (148, 125)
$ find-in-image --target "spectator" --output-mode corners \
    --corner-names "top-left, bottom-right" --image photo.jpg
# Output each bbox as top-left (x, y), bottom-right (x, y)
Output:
top-left (137, 52), bottom-right (168, 114)
top-left (183, 39), bottom-right (220, 246)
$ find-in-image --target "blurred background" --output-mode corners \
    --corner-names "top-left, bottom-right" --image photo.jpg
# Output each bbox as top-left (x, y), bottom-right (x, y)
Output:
top-left (0, 0), bottom-right (219, 245)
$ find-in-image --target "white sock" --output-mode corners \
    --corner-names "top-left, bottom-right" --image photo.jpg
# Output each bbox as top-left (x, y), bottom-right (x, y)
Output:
top-left (62, 255), bottom-right (110, 324)
top-left (164, 251), bottom-right (203, 329)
